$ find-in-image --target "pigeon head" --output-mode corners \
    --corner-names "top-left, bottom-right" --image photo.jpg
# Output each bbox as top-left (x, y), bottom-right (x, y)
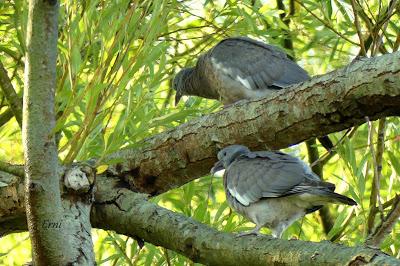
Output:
top-left (211, 145), bottom-right (250, 175)
top-left (172, 68), bottom-right (194, 106)
top-left (217, 145), bottom-right (250, 168)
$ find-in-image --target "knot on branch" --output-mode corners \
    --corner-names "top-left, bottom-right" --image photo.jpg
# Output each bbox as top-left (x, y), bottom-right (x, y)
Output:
top-left (64, 165), bottom-right (96, 194)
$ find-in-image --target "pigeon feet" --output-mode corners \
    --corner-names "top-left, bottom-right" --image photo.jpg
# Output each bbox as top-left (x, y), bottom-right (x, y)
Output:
top-left (235, 231), bottom-right (262, 237)
top-left (235, 226), bottom-right (263, 237)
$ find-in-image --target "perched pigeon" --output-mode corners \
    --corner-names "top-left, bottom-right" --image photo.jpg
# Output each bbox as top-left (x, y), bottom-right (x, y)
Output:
top-left (211, 145), bottom-right (356, 238)
top-left (173, 36), bottom-right (309, 105)
top-left (173, 36), bottom-right (333, 150)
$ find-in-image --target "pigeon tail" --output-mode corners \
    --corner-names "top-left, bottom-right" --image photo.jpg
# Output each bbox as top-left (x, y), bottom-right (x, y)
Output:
top-left (319, 190), bottom-right (357, 206)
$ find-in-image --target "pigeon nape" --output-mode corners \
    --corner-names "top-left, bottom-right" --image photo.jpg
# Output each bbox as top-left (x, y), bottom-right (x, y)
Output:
top-left (211, 144), bottom-right (356, 238)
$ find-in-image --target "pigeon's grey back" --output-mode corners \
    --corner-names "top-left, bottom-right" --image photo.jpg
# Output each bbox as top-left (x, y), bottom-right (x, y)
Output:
top-left (173, 36), bottom-right (310, 105)
top-left (223, 150), bottom-right (321, 206)
top-left (220, 146), bottom-right (355, 207)
top-left (207, 37), bottom-right (309, 89)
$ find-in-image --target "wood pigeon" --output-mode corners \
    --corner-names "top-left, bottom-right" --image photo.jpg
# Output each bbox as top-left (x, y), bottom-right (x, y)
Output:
top-left (173, 36), bottom-right (310, 105)
top-left (211, 145), bottom-right (356, 238)
top-left (173, 36), bottom-right (333, 150)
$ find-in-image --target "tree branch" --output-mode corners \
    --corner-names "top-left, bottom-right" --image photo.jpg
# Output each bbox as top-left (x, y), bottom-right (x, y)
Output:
top-left (366, 195), bottom-right (400, 247)
top-left (367, 118), bottom-right (387, 233)
top-left (351, 0), bottom-right (367, 55)
top-left (90, 176), bottom-right (399, 266)
top-left (306, 139), bottom-right (334, 233)
top-left (104, 51), bottom-right (400, 195)
top-left (2, 170), bottom-right (400, 265)
top-left (0, 170), bottom-right (25, 234)
top-left (0, 60), bottom-right (22, 128)
top-left (295, 0), bottom-right (359, 46)
top-left (0, 108), bottom-right (15, 128)
top-left (0, 160), bottom-right (24, 177)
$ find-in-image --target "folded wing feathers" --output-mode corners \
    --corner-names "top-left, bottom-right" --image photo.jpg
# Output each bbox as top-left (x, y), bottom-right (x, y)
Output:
top-left (210, 37), bottom-right (305, 91)
top-left (225, 150), bottom-right (354, 207)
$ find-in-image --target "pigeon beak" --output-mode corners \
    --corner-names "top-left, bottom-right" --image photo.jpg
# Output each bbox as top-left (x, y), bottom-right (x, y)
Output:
top-left (175, 93), bottom-right (182, 106)
top-left (210, 160), bottom-right (224, 176)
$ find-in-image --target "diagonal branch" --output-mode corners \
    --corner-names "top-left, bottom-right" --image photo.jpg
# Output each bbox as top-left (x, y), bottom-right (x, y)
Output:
top-left (294, 0), bottom-right (359, 46)
top-left (0, 108), bottom-right (15, 128)
top-left (90, 176), bottom-right (397, 266)
top-left (366, 195), bottom-right (400, 247)
top-left (104, 51), bottom-right (400, 195)
top-left (0, 60), bottom-right (22, 127)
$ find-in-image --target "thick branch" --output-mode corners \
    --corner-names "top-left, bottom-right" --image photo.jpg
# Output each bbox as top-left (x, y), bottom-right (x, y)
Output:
top-left (105, 51), bottom-right (400, 195)
top-left (2, 172), bottom-right (400, 265)
top-left (89, 176), bottom-right (399, 266)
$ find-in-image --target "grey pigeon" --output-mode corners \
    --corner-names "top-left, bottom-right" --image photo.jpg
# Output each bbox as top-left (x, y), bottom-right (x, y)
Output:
top-left (211, 145), bottom-right (356, 238)
top-left (173, 36), bottom-right (333, 150)
top-left (173, 36), bottom-right (309, 105)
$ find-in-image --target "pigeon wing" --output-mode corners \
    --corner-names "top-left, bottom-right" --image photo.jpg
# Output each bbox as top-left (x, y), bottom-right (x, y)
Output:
top-left (225, 151), bottom-right (320, 206)
top-left (207, 37), bottom-right (310, 91)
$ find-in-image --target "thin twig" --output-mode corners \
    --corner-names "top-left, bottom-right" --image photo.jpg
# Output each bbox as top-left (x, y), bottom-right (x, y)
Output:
top-left (310, 127), bottom-right (355, 168)
top-left (306, 139), bottom-right (334, 233)
top-left (295, 0), bottom-right (359, 46)
top-left (369, 195), bottom-right (400, 219)
top-left (366, 118), bottom-right (386, 233)
top-left (351, 0), bottom-right (367, 55)
top-left (162, 247), bottom-right (172, 266)
top-left (106, 232), bottom-right (134, 266)
top-left (371, 0), bottom-right (398, 55)
top-left (330, 208), bottom-right (356, 242)
top-left (366, 195), bottom-right (400, 247)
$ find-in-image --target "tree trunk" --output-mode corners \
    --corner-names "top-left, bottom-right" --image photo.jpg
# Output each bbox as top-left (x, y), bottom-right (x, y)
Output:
top-left (23, 1), bottom-right (95, 264)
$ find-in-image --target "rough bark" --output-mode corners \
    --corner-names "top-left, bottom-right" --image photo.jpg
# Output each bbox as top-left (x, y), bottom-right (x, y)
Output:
top-left (104, 51), bottom-right (400, 195)
top-left (90, 176), bottom-right (400, 266)
top-left (23, 0), bottom-right (95, 264)
top-left (0, 170), bottom-right (25, 236)
top-left (2, 173), bottom-right (400, 265)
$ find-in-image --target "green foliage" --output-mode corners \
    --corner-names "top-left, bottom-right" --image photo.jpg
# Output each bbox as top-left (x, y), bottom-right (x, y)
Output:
top-left (0, 0), bottom-right (399, 265)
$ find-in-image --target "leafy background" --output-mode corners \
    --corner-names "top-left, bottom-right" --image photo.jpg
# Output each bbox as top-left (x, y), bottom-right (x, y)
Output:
top-left (0, 0), bottom-right (399, 265)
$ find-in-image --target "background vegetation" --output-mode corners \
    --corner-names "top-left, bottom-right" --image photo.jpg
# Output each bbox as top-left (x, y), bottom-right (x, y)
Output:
top-left (0, 0), bottom-right (399, 264)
